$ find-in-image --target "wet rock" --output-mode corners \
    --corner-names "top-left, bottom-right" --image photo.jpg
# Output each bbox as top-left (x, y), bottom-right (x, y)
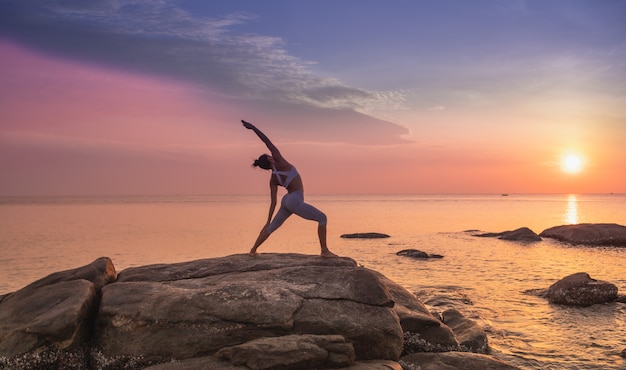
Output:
top-left (620, 348), bottom-right (626, 358)
top-left (523, 288), bottom-right (548, 298)
top-left (341, 232), bottom-right (390, 238)
top-left (401, 352), bottom-right (520, 370)
top-left (547, 272), bottom-right (618, 306)
top-left (442, 309), bottom-right (487, 353)
top-left (539, 223), bottom-right (626, 246)
top-left (373, 273), bottom-right (459, 351)
top-left (215, 334), bottom-right (355, 370)
top-left (474, 227), bottom-right (541, 242)
top-left (396, 249), bottom-right (444, 259)
top-left (418, 288), bottom-right (474, 310)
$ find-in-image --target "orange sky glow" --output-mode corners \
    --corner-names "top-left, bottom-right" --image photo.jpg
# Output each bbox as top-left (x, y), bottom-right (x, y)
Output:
top-left (1, 1), bottom-right (624, 196)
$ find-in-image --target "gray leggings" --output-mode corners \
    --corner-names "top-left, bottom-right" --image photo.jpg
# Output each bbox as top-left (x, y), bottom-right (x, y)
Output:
top-left (267, 191), bottom-right (327, 233)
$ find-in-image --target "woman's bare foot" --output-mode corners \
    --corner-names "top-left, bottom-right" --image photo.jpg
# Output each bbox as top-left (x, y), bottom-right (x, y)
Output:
top-left (249, 249), bottom-right (259, 256)
top-left (321, 250), bottom-right (339, 258)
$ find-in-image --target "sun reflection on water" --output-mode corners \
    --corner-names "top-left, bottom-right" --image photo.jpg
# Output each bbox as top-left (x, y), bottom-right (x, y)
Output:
top-left (564, 194), bottom-right (578, 224)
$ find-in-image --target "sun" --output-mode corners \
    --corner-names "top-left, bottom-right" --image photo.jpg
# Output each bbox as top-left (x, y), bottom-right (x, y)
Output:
top-left (562, 154), bottom-right (583, 173)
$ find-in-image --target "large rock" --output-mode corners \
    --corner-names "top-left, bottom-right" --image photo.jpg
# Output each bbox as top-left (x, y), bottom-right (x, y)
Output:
top-left (94, 254), bottom-right (403, 363)
top-left (0, 254), bottom-right (522, 369)
top-left (540, 223), bottom-right (626, 246)
top-left (401, 352), bottom-right (519, 370)
top-left (546, 272), bottom-right (618, 306)
top-left (0, 257), bottom-right (116, 358)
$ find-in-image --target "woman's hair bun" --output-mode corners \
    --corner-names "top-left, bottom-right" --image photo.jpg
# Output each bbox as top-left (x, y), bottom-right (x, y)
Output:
top-left (252, 154), bottom-right (272, 170)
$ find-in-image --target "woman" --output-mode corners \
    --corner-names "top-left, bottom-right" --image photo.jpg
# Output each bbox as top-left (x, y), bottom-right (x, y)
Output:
top-left (242, 120), bottom-right (338, 258)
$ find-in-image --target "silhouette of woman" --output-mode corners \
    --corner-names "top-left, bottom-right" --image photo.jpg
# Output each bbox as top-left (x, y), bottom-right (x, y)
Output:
top-left (242, 120), bottom-right (338, 257)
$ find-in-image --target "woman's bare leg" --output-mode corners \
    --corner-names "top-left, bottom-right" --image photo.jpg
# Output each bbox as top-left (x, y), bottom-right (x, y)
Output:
top-left (250, 227), bottom-right (271, 256)
top-left (318, 224), bottom-right (338, 257)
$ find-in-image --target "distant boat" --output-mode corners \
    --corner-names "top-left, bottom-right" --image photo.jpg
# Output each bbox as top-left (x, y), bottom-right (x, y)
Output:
top-left (501, 194), bottom-right (509, 196)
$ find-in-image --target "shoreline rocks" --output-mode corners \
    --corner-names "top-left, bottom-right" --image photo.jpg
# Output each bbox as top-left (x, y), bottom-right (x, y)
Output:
top-left (396, 249), bottom-right (444, 259)
top-left (473, 227), bottom-right (542, 242)
top-left (546, 272), bottom-right (618, 306)
top-left (539, 223), bottom-right (626, 246)
top-left (0, 254), bottom-right (518, 369)
top-left (526, 272), bottom-right (619, 307)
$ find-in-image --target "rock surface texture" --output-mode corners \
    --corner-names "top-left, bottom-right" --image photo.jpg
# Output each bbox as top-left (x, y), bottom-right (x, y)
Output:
top-left (546, 272), bottom-right (618, 306)
top-left (0, 254), bottom-right (518, 369)
top-left (539, 223), bottom-right (626, 246)
top-left (96, 254), bottom-right (401, 363)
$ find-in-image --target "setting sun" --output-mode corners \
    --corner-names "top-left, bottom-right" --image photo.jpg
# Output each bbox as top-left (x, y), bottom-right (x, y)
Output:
top-left (562, 154), bottom-right (583, 173)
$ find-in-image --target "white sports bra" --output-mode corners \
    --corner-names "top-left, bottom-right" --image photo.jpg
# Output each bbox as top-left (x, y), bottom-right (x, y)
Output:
top-left (272, 166), bottom-right (299, 188)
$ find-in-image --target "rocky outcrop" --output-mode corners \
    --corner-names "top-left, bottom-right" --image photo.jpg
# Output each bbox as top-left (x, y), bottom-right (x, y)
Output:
top-left (400, 352), bottom-right (519, 370)
top-left (340, 232), bottom-right (390, 239)
top-left (539, 223), bottom-right (626, 246)
top-left (396, 249), bottom-right (444, 259)
top-left (473, 227), bottom-right (542, 242)
top-left (0, 254), bottom-right (518, 369)
top-left (0, 257), bottom-right (115, 358)
top-left (546, 272), bottom-right (618, 306)
top-left (94, 254), bottom-right (401, 364)
top-left (373, 273), bottom-right (458, 352)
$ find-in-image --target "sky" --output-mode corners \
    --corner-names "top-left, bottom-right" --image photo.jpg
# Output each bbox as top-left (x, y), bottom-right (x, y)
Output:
top-left (0, 0), bottom-right (625, 195)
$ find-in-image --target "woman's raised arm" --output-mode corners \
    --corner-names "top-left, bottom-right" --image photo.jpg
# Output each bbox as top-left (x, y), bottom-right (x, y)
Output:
top-left (242, 120), bottom-right (283, 160)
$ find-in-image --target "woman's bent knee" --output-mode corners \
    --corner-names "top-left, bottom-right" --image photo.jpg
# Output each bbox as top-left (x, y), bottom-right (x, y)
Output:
top-left (318, 212), bottom-right (327, 226)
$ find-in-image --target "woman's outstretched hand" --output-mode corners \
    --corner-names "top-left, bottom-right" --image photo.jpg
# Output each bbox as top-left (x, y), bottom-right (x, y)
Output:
top-left (242, 120), bottom-right (255, 130)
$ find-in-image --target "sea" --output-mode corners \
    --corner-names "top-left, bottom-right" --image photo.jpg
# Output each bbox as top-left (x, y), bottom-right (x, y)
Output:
top-left (0, 193), bottom-right (625, 369)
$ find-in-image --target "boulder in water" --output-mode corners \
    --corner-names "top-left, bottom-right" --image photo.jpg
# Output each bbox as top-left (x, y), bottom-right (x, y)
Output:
top-left (539, 223), bottom-right (626, 246)
top-left (396, 249), bottom-right (444, 259)
top-left (547, 272), bottom-right (618, 306)
top-left (473, 227), bottom-right (541, 242)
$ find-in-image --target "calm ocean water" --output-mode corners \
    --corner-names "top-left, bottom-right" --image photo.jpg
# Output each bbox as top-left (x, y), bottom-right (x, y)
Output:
top-left (1, 193), bottom-right (625, 369)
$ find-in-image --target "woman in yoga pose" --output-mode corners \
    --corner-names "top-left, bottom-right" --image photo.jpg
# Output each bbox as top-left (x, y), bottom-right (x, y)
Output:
top-left (242, 120), bottom-right (338, 258)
